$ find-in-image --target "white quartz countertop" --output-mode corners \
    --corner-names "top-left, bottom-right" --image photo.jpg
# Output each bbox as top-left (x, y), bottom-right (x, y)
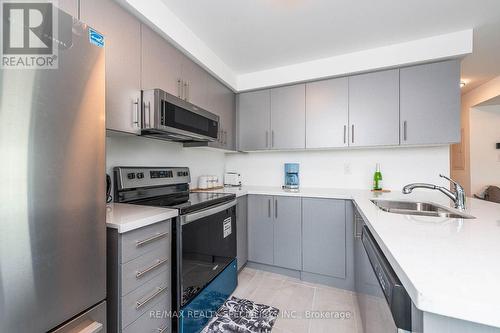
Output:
top-left (204, 185), bottom-right (500, 328)
top-left (106, 203), bottom-right (178, 233)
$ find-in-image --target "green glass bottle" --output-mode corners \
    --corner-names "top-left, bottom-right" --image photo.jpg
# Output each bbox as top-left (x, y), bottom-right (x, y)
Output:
top-left (373, 163), bottom-right (383, 190)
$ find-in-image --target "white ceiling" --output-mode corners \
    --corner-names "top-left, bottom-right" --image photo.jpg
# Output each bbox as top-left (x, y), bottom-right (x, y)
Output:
top-left (156, 0), bottom-right (500, 93)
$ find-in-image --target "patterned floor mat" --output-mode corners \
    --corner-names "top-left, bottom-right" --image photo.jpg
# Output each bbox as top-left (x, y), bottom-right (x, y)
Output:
top-left (201, 296), bottom-right (280, 333)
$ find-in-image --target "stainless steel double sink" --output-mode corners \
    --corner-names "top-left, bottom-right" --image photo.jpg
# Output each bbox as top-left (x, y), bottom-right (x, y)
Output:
top-left (371, 199), bottom-right (475, 219)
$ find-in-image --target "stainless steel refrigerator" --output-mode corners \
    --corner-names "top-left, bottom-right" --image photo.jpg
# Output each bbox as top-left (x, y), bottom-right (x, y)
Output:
top-left (0, 6), bottom-right (106, 333)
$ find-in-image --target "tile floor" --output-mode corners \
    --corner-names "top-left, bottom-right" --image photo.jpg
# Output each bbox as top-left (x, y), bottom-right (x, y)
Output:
top-left (231, 267), bottom-right (363, 333)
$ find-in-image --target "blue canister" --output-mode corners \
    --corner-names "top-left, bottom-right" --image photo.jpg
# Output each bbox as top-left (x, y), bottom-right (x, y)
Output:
top-left (284, 163), bottom-right (300, 189)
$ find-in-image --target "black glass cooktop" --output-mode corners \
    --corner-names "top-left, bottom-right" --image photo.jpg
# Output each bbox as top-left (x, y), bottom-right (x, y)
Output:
top-left (172, 192), bottom-right (236, 214)
top-left (132, 191), bottom-right (235, 215)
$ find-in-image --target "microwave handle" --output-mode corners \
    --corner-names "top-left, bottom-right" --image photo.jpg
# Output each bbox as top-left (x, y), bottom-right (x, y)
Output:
top-left (143, 101), bottom-right (151, 128)
top-left (133, 98), bottom-right (140, 128)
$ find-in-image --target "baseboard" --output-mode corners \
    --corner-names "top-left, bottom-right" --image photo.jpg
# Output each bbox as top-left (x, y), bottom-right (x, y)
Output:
top-left (246, 261), bottom-right (355, 292)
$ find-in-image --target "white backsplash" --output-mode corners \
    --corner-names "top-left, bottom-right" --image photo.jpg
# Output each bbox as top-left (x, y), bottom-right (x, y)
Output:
top-left (107, 135), bottom-right (450, 192)
top-left (106, 135), bottom-right (226, 186)
top-left (224, 146), bottom-right (450, 190)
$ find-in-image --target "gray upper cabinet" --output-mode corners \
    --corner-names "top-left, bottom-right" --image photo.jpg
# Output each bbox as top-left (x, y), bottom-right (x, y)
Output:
top-left (273, 196), bottom-right (302, 270)
top-left (81, 0), bottom-right (142, 134)
top-left (270, 84), bottom-right (306, 150)
top-left (236, 196), bottom-right (248, 270)
top-left (238, 90), bottom-right (271, 151)
top-left (248, 195), bottom-right (274, 265)
top-left (400, 60), bottom-right (461, 145)
top-left (348, 69), bottom-right (400, 147)
top-left (57, 0), bottom-right (78, 18)
top-left (302, 198), bottom-right (346, 279)
top-left (205, 77), bottom-right (236, 150)
top-left (181, 56), bottom-right (209, 109)
top-left (306, 78), bottom-right (349, 148)
top-left (141, 25), bottom-right (183, 97)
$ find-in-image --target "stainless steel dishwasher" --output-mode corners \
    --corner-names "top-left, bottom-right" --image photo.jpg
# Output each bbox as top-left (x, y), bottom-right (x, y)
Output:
top-left (354, 208), bottom-right (422, 333)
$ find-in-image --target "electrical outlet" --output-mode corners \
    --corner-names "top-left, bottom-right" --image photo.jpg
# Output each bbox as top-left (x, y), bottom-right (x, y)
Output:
top-left (344, 163), bottom-right (352, 175)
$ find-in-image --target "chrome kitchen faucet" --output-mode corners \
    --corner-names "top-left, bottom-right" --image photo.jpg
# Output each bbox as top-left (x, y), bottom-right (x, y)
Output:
top-left (402, 174), bottom-right (466, 210)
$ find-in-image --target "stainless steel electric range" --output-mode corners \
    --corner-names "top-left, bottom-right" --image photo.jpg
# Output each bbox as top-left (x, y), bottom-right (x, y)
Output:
top-left (114, 167), bottom-right (238, 333)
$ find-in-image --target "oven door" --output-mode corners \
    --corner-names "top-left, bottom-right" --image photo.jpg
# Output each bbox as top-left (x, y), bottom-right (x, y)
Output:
top-left (177, 200), bottom-right (237, 307)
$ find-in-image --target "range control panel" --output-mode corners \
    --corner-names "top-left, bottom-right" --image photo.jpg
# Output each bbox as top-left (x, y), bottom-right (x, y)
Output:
top-left (115, 167), bottom-right (191, 190)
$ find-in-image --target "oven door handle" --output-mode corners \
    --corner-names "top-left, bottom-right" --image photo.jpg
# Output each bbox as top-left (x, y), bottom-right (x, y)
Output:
top-left (181, 199), bottom-right (236, 225)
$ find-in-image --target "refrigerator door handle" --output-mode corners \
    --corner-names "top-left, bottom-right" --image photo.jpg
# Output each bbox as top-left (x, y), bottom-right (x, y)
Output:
top-left (77, 321), bottom-right (103, 333)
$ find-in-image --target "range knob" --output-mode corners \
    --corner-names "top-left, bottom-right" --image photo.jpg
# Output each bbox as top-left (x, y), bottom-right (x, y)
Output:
top-left (127, 173), bottom-right (135, 180)
top-left (136, 172), bottom-right (144, 179)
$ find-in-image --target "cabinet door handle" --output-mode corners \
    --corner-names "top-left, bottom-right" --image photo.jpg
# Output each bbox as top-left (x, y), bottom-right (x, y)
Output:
top-left (136, 286), bottom-right (167, 309)
top-left (157, 324), bottom-right (169, 333)
top-left (351, 124), bottom-right (355, 144)
top-left (183, 81), bottom-right (188, 101)
top-left (403, 121), bottom-right (408, 141)
top-left (265, 131), bottom-right (269, 148)
top-left (77, 321), bottom-right (103, 333)
top-left (136, 258), bottom-right (168, 279)
top-left (274, 199), bottom-right (278, 219)
top-left (177, 79), bottom-right (182, 98)
top-left (268, 199), bottom-right (271, 218)
top-left (136, 231), bottom-right (168, 247)
top-left (224, 131), bottom-right (227, 145)
top-left (343, 125), bottom-right (347, 144)
top-left (271, 131), bottom-right (275, 148)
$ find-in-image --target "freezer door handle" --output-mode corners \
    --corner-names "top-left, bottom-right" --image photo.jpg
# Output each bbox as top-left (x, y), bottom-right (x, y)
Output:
top-left (77, 321), bottom-right (103, 333)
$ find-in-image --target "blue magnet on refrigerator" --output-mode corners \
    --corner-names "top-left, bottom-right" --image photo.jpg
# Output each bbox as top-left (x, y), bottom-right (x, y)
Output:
top-left (284, 163), bottom-right (300, 190)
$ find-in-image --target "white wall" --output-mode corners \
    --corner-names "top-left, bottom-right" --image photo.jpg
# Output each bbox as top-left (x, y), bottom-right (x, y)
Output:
top-left (469, 105), bottom-right (500, 194)
top-left (225, 146), bottom-right (450, 190)
top-left (452, 75), bottom-right (500, 194)
top-left (106, 135), bottom-right (226, 186)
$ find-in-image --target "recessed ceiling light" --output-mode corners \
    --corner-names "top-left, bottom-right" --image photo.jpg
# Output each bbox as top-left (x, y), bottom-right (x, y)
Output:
top-left (460, 81), bottom-right (466, 88)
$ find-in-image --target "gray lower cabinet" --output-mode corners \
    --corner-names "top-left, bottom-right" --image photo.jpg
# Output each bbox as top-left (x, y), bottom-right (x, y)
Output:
top-left (107, 220), bottom-right (172, 333)
top-left (81, 0), bottom-right (142, 134)
top-left (302, 198), bottom-right (346, 279)
top-left (270, 84), bottom-right (306, 150)
top-left (248, 195), bottom-right (302, 270)
top-left (236, 196), bottom-right (248, 270)
top-left (348, 69), bottom-right (400, 147)
top-left (238, 90), bottom-right (271, 151)
top-left (273, 196), bottom-right (302, 270)
top-left (248, 195), bottom-right (274, 265)
top-left (306, 77), bottom-right (349, 149)
top-left (400, 60), bottom-right (461, 145)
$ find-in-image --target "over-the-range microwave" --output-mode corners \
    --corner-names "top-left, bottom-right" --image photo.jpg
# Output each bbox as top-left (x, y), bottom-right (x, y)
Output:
top-left (141, 88), bottom-right (219, 142)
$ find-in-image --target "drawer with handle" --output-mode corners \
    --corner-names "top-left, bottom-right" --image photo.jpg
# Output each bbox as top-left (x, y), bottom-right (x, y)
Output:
top-left (53, 301), bottom-right (106, 333)
top-left (121, 221), bottom-right (170, 263)
top-left (121, 272), bottom-right (169, 328)
top-left (122, 294), bottom-right (170, 333)
top-left (121, 245), bottom-right (170, 296)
